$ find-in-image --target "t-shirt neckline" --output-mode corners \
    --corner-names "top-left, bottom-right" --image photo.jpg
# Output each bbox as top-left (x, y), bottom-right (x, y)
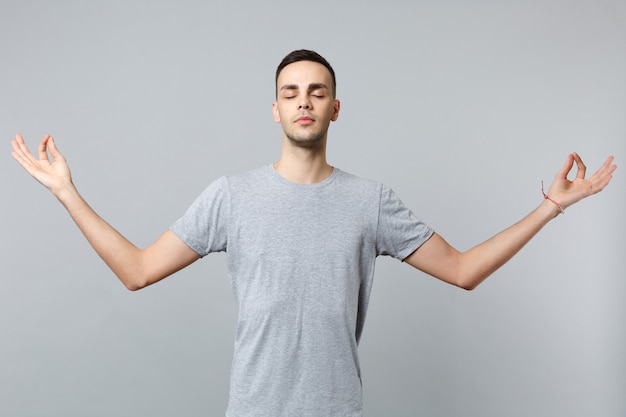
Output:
top-left (267, 164), bottom-right (339, 189)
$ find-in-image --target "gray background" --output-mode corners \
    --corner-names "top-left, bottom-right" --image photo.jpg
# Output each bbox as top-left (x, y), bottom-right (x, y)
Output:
top-left (1, 0), bottom-right (624, 416)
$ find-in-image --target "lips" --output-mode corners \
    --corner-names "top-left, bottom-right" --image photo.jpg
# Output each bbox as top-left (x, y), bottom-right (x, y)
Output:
top-left (295, 116), bottom-right (314, 125)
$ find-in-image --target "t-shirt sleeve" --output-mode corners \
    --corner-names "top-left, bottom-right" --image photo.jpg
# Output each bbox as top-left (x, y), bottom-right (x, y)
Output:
top-left (169, 176), bottom-right (229, 257)
top-left (376, 185), bottom-right (434, 260)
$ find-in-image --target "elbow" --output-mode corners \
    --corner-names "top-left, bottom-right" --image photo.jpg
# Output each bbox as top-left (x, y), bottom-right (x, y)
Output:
top-left (120, 274), bottom-right (149, 291)
top-left (456, 271), bottom-right (493, 291)
top-left (453, 259), bottom-right (490, 291)
top-left (110, 252), bottom-right (155, 291)
top-left (124, 281), bottom-right (143, 292)
top-left (455, 273), bottom-right (482, 291)
top-left (458, 281), bottom-right (478, 291)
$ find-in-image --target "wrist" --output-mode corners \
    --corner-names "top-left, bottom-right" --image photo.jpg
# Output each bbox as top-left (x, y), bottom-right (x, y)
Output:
top-left (53, 181), bottom-right (79, 204)
top-left (541, 181), bottom-right (565, 216)
top-left (539, 198), bottom-right (562, 219)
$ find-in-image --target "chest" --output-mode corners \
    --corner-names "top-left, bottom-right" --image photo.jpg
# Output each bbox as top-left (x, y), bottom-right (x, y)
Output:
top-left (229, 190), bottom-right (376, 255)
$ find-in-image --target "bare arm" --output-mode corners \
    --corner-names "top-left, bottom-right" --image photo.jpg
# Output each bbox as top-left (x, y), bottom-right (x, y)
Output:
top-left (11, 134), bottom-right (200, 290)
top-left (405, 153), bottom-right (616, 290)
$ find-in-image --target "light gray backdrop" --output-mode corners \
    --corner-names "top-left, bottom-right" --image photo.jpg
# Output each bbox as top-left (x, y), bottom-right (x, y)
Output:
top-left (1, 0), bottom-right (624, 416)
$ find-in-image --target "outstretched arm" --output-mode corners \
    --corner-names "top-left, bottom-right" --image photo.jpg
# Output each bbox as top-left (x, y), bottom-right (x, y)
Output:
top-left (404, 153), bottom-right (616, 290)
top-left (11, 134), bottom-right (200, 290)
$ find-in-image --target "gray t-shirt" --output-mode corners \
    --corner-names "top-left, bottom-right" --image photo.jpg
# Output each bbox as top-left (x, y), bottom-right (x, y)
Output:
top-left (170, 165), bottom-right (434, 417)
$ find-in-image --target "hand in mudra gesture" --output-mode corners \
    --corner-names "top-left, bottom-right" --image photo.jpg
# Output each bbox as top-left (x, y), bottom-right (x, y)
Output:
top-left (545, 152), bottom-right (616, 212)
top-left (11, 133), bottom-right (73, 196)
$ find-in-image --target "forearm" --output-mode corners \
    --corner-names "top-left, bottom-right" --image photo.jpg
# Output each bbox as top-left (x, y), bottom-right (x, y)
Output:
top-left (55, 183), bottom-right (145, 290)
top-left (457, 199), bottom-right (560, 289)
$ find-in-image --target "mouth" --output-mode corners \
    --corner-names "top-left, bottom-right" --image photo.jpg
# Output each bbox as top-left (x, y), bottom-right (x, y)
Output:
top-left (295, 115), bottom-right (314, 125)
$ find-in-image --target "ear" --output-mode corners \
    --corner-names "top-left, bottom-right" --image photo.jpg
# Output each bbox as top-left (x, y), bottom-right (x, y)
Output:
top-left (330, 99), bottom-right (341, 122)
top-left (272, 101), bottom-right (281, 123)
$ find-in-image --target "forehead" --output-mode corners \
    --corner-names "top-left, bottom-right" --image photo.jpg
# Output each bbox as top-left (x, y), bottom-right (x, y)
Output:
top-left (276, 60), bottom-right (333, 88)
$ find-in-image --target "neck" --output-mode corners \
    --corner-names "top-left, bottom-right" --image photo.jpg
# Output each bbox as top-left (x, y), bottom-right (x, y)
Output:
top-left (273, 135), bottom-right (332, 184)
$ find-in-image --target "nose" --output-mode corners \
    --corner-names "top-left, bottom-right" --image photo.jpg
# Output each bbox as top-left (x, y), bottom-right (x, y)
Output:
top-left (298, 96), bottom-right (311, 110)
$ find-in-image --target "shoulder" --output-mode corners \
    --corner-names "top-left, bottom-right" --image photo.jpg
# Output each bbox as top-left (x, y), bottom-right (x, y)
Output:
top-left (333, 169), bottom-right (410, 207)
top-left (333, 168), bottom-right (382, 192)
top-left (192, 166), bottom-right (272, 198)
top-left (190, 166), bottom-right (268, 202)
top-left (224, 165), bottom-right (273, 187)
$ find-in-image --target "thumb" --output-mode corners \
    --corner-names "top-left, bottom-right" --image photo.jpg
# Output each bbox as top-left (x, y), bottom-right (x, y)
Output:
top-left (554, 153), bottom-right (574, 180)
top-left (46, 136), bottom-right (64, 161)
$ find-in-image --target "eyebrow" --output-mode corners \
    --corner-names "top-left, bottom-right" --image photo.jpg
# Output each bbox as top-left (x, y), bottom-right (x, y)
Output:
top-left (279, 83), bottom-right (329, 92)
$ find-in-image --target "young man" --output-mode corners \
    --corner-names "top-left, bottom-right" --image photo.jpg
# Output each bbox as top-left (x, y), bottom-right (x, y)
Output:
top-left (11, 49), bottom-right (616, 417)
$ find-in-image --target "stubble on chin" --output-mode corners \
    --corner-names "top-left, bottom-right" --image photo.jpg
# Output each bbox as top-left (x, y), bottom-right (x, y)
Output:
top-left (284, 130), bottom-right (326, 149)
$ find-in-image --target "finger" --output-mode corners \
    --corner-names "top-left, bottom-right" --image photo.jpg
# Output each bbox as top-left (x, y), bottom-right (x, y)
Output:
top-left (37, 134), bottom-right (51, 161)
top-left (586, 155), bottom-right (616, 183)
top-left (589, 156), bottom-right (617, 192)
top-left (572, 152), bottom-right (587, 179)
top-left (11, 140), bottom-right (38, 174)
top-left (46, 136), bottom-right (63, 161)
top-left (554, 153), bottom-right (575, 179)
top-left (598, 155), bottom-right (616, 175)
top-left (13, 133), bottom-right (28, 152)
top-left (11, 134), bottom-right (37, 165)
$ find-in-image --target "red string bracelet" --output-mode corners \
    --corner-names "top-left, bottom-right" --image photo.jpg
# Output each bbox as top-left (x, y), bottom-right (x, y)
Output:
top-left (541, 181), bottom-right (565, 214)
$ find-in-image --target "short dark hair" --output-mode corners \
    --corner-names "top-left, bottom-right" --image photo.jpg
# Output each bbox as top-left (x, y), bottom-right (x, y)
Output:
top-left (275, 49), bottom-right (336, 97)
